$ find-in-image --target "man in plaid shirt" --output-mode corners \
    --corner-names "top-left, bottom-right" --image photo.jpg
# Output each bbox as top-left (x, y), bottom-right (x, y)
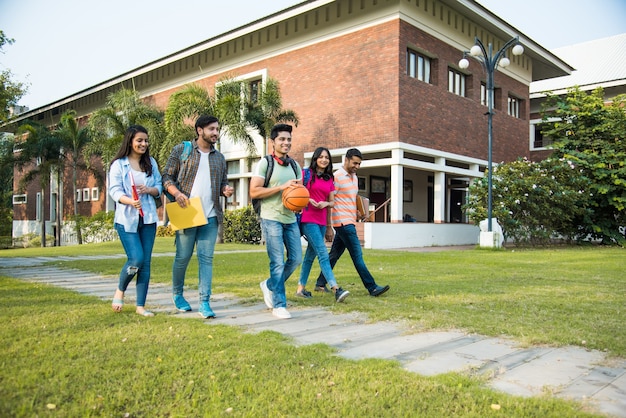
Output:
top-left (162, 115), bottom-right (234, 319)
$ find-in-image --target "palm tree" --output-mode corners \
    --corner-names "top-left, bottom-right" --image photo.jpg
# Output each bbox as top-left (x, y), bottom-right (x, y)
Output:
top-left (164, 77), bottom-right (299, 159)
top-left (244, 77), bottom-right (299, 155)
top-left (162, 84), bottom-right (214, 162)
top-left (56, 110), bottom-right (102, 244)
top-left (86, 88), bottom-right (165, 169)
top-left (0, 134), bottom-right (17, 242)
top-left (85, 88), bottom-right (165, 212)
top-left (215, 76), bottom-right (299, 158)
top-left (14, 121), bottom-right (63, 247)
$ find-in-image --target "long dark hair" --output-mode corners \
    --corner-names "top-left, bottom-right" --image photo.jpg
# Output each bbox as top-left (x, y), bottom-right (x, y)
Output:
top-left (307, 147), bottom-right (333, 182)
top-left (111, 125), bottom-right (153, 177)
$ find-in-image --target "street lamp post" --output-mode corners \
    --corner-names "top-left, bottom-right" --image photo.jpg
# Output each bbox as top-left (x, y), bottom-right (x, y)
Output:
top-left (459, 36), bottom-right (523, 238)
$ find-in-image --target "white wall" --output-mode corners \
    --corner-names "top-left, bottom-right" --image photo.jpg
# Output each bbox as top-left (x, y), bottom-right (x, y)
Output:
top-left (363, 223), bottom-right (479, 249)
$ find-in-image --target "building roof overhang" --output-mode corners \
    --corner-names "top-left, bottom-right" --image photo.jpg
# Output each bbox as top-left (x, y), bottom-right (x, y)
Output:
top-left (7, 0), bottom-right (572, 127)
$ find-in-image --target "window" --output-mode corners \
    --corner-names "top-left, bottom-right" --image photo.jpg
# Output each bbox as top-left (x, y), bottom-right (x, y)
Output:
top-left (91, 187), bottom-right (99, 201)
top-left (227, 160), bottom-right (240, 175)
top-left (448, 68), bottom-right (465, 97)
top-left (531, 122), bottom-right (554, 149)
top-left (406, 49), bottom-right (431, 83)
top-left (50, 192), bottom-right (57, 221)
top-left (249, 79), bottom-right (261, 103)
top-left (226, 180), bottom-right (238, 206)
top-left (508, 96), bottom-right (520, 118)
top-left (82, 188), bottom-right (90, 202)
top-left (480, 82), bottom-right (487, 106)
top-left (36, 192), bottom-right (42, 221)
top-left (12, 194), bottom-right (27, 204)
top-left (76, 189), bottom-right (82, 203)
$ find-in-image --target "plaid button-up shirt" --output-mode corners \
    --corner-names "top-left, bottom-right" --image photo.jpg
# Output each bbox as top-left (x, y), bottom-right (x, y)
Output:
top-left (162, 139), bottom-right (229, 222)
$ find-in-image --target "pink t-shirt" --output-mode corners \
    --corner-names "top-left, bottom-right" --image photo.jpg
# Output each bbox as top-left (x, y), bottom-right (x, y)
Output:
top-left (300, 169), bottom-right (335, 226)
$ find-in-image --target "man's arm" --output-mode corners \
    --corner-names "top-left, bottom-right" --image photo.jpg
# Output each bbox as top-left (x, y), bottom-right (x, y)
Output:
top-left (249, 176), bottom-right (295, 199)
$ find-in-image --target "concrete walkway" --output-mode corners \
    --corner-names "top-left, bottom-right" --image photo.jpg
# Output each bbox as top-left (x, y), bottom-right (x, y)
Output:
top-left (2, 253), bottom-right (625, 417)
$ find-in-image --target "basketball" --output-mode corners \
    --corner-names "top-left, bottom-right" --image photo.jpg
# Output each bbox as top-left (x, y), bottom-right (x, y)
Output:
top-left (282, 184), bottom-right (310, 212)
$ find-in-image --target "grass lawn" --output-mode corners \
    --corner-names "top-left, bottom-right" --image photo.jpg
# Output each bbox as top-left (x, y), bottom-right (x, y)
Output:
top-left (0, 241), bottom-right (623, 416)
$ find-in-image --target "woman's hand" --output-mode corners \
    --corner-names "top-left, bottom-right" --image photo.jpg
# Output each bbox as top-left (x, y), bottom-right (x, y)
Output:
top-left (136, 184), bottom-right (155, 196)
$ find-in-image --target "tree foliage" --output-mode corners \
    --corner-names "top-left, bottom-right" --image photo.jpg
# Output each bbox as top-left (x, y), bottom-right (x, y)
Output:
top-left (13, 121), bottom-right (64, 247)
top-left (163, 77), bottom-right (299, 162)
top-left (542, 87), bottom-right (626, 244)
top-left (0, 135), bottom-right (15, 238)
top-left (85, 89), bottom-right (165, 169)
top-left (56, 110), bottom-right (101, 244)
top-left (0, 30), bottom-right (28, 124)
top-left (465, 87), bottom-right (625, 246)
top-left (464, 158), bottom-right (592, 245)
top-left (162, 84), bottom-right (214, 163)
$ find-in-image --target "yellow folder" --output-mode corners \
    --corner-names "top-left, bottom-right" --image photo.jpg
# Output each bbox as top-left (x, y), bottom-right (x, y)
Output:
top-left (165, 196), bottom-right (208, 231)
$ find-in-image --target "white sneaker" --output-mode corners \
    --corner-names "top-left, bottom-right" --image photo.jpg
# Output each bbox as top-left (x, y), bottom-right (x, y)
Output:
top-left (272, 307), bottom-right (292, 319)
top-left (260, 280), bottom-right (273, 309)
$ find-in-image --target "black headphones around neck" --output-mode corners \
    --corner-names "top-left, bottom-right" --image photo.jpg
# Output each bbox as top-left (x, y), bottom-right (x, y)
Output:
top-left (272, 154), bottom-right (291, 166)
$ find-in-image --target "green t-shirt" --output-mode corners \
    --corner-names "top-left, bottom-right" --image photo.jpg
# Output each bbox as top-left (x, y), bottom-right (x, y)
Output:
top-left (254, 157), bottom-right (302, 223)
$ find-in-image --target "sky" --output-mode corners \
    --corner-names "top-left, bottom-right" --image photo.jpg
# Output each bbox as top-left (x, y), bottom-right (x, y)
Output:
top-left (1, 0), bottom-right (625, 110)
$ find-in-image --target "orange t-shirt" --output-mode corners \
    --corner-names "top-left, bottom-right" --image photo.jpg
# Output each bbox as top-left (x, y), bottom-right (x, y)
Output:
top-left (331, 167), bottom-right (357, 227)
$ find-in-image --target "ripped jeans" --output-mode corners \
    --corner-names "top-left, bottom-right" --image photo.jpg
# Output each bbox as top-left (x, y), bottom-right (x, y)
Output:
top-left (114, 220), bottom-right (157, 307)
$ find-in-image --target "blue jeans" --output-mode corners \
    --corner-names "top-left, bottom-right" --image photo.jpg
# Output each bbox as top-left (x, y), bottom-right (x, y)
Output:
top-left (262, 219), bottom-right (302, 308)
top-left (172, 216), bottom-right (218, 302)
top-left (316, 223), bottom-right (377, 292)
top-left (299, 222), bottom-right (337, 288)
top-left (114, 220), bottom-right (156, 307)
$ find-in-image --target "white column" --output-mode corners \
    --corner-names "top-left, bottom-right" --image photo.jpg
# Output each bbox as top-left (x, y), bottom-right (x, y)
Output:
top-left (240, 158), bottom-right (249, 209)
top-left (390, 150), bottom-right (403, 222)
top-left (433, 157), bottom-right (446, 223)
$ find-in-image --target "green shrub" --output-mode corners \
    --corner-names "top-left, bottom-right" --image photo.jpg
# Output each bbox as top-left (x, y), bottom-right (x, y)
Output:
top-left (0, 236), bottom-right (12, 249)
top-left (223, 205), bottom-right (261, 244)
top-left (464, 157), bottom-right (592, 245)
top-left (80, 211), bottom-right (116, 243)
top-left (156, 225), bottom-right (175, 237)
top-left (14, 232), bottom-right (56, 248)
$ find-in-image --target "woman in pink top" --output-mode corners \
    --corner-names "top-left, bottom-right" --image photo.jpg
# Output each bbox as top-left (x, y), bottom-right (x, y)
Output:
top-left (296, 147), bottom-right (350, 302)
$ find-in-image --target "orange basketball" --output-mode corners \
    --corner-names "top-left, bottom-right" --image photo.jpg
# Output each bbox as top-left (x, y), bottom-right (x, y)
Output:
top-left (282, 184), bottom-right (310, 212)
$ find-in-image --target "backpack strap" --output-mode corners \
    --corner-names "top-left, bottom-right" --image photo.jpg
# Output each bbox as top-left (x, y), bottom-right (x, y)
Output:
top-left (288, 158), bottom-right (299, 178)
top-left (262, 155), bottom-right (274, 188)
top-left (181, 141), bottom-right (192, 163)
top-left (263, 155), bottom-right (298, 187)
top-left (302, 168), bottom-right (311, 188)
top-left (164, 141), bottom-right (193, 202)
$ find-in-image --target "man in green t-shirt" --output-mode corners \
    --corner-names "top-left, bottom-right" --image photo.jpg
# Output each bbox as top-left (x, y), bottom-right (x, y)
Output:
top-left (250, 124), bottom-right (303, 319)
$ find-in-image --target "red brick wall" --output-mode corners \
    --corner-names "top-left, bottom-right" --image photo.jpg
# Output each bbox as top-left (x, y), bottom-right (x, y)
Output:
top-left (13, 156), bottom-right (106, 222)
top-left (150, 20), bottom-right (529, 164)
top-left (398, 22), bottom-right (529, 162)
top-left (151, 21), bottom-right (401, 161)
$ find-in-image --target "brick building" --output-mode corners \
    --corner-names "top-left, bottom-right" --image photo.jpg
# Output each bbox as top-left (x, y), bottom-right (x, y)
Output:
top-left (6, 0), bottom-right (571, 248)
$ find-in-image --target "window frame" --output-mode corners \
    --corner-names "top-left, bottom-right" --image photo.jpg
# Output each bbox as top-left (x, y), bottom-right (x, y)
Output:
top-left (448, 68), bottom-right (466, 97)
top-left (406, 49), bottom-right (431, 84)
top-left (480, 82), bottom-right (487, 106)
top-left (530, 118), bottom-right (559, 150)
top-left (508, 95), bottom-right (521, 118)
top-left (12, 194), bottom-right (27, 205)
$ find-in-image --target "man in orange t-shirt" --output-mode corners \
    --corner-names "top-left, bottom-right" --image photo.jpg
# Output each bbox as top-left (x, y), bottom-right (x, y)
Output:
top-left (315, 148), bottom-right (390, 297)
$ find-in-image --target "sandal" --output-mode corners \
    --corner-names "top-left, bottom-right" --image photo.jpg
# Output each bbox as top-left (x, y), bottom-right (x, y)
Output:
top-left (112, 298), bottom-right (124, 312)
top-left (136, 309), bottom-right (155, 317)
